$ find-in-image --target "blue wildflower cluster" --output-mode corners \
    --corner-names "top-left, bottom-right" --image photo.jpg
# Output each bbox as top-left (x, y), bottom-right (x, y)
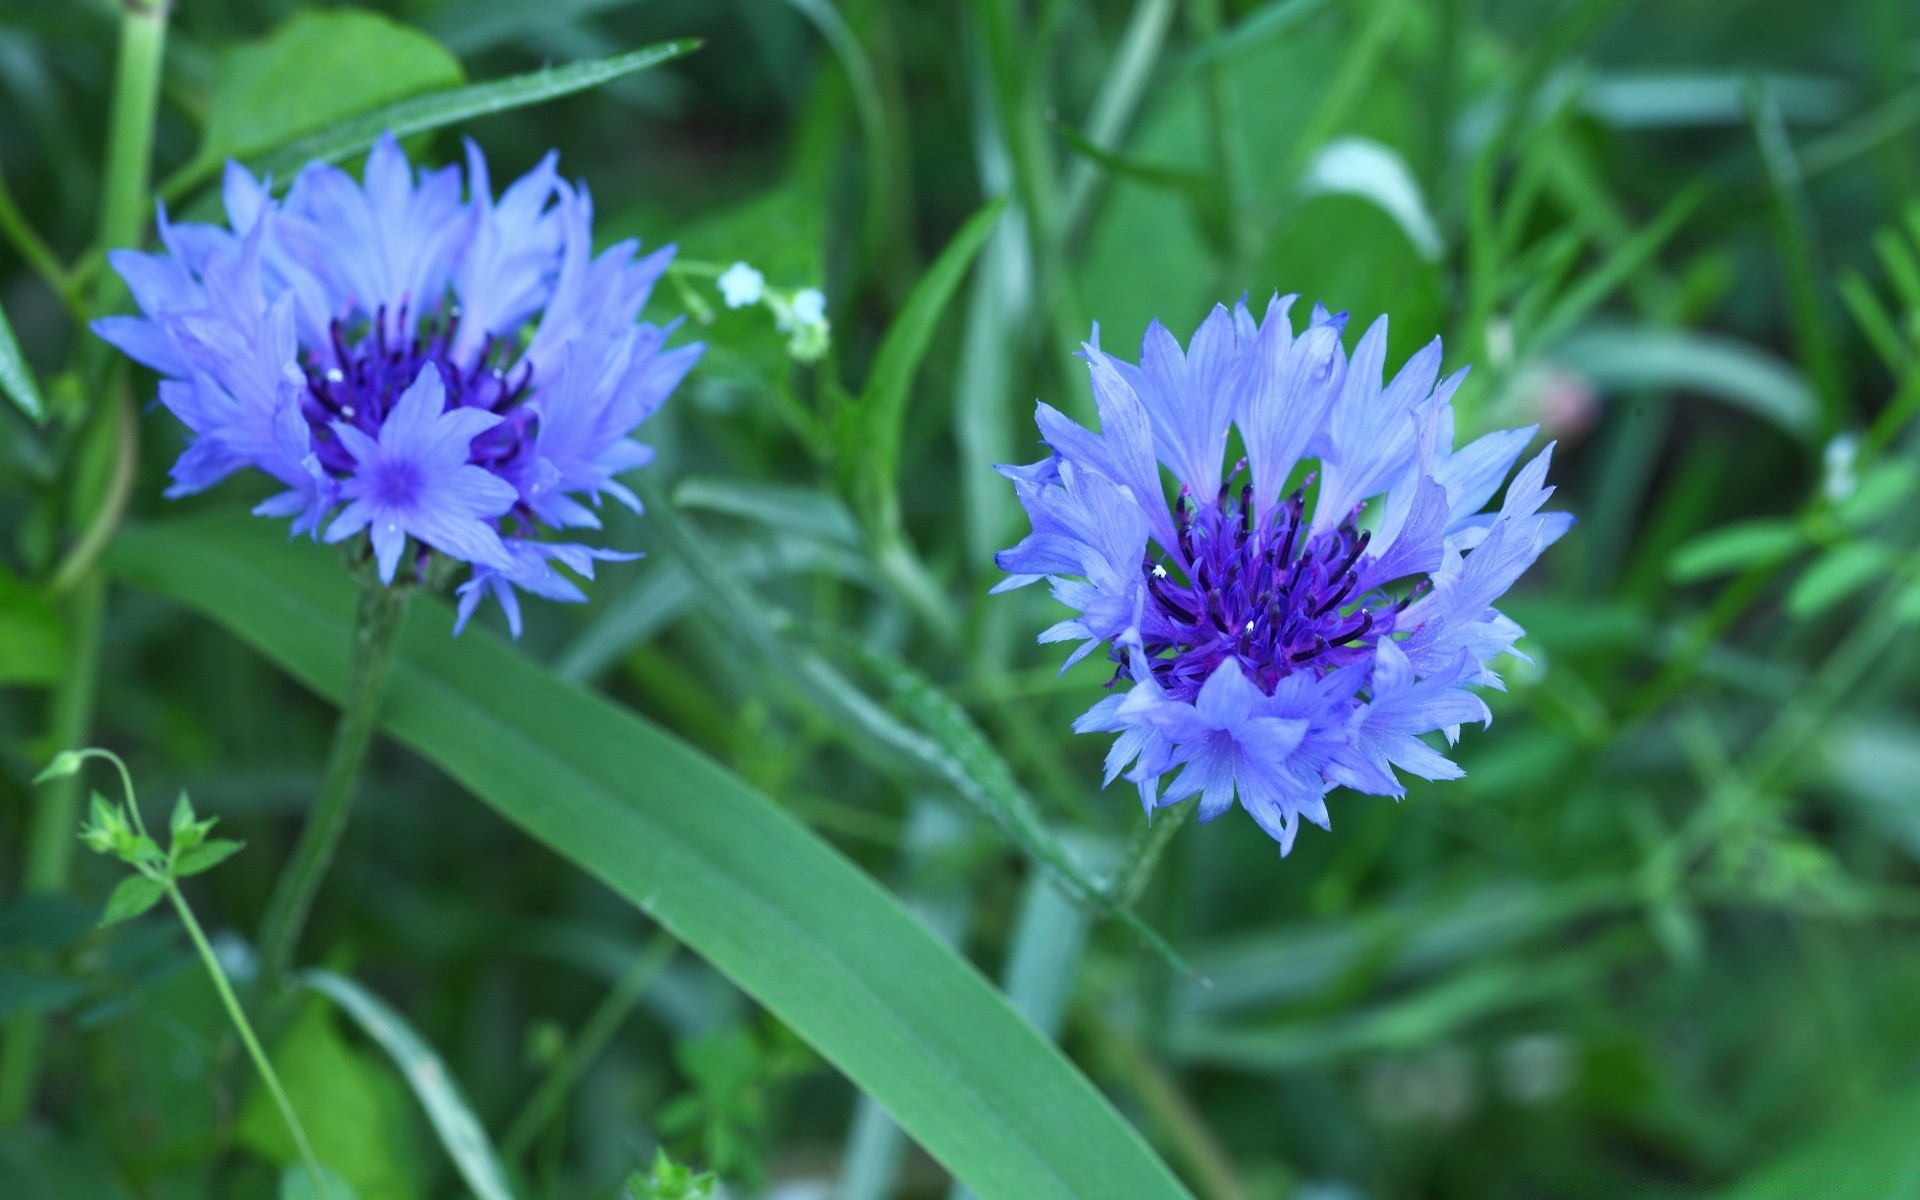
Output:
top-left (96, 134), bottom-right (701, 634)
top-left (996, 297), bottom-right (1571, 853)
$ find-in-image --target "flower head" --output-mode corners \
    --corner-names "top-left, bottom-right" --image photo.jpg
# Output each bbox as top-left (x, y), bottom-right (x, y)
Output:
top-left (996, 296), bottom-right (1571, 853)
top-left (96, 133), bottom-right (702, 633)
top-left (717, 261), bottom-right (766, 309)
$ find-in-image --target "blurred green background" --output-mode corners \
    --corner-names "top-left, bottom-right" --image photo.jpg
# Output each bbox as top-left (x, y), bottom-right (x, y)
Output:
top-left (6, 0), bottom-right (1920, 1197)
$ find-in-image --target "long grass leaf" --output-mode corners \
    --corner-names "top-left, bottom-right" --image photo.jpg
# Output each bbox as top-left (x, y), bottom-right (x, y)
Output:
top-left (110, 514), bottom-right (1193, 1200)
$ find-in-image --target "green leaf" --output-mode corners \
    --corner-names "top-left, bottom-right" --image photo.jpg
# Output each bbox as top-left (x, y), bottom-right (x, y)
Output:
top-left (1787, 542), bottom-right (1895, 618)
top-left (166, 40), bottom-right (697, 207)
top-left (555, 534), bottom-right (867, 684)
top-left (99, 875), bottom-right (164, 927)
top-left (244, 41), bottom-right (698, 192)
top-left (109, 514), bottom-right (1193, 1200)
top-left (631, 482), bottom-right (1187, 973)
top-left (672, 478), bottom-right (863, 548)
top-left (1837, 461), bottom-right (1919, 528)
top-left (280, 1164), bottom-right (359, 1200)
top-left (0, 568), bottom-right (65, 687)
top-left (812, 627), bottom-right (1192, 975)
top-left (168, 791), bottom-right (195, 838)
top-left (0, 967), bottom-right (89, 1020)
top-left (1668, 519), bottom-right (1806, 583)
top-left (839, 198), bottom-right (1007, 537)
top-left (188, 11), bottom-right (462, 182)
top-left (1550, 324), bottom-right (1820, 439)
top-left (172, 839), bottom-right (244, 879)
top-left (1715, 1084), bottom-right (1920, 1198)
top-left (238, 1000), bottom-right (423, 1200)
top-left (0, 298), bottom-right (45, 422)
top-left (1528, 184), bottom-right (1704, 353)
top-left (298, 970), bottom-right (513, 1200)
top-left (1297, 136), bottom-right (1443, 261)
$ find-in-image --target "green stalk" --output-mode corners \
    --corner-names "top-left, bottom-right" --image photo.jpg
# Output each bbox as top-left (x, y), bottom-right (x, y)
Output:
top-left (172, 883), bottom-right (335, 1197)
top-left (256, 579), bottom-right (411, 985)
top-left (0, 2), bottom-right (170, 1126)
top-left (1109, 799), bottom-right (1194, 909)
top-left (499, 933), bottom-right (678, 1161)
top-left (93, 0), bottom-right (169, 315)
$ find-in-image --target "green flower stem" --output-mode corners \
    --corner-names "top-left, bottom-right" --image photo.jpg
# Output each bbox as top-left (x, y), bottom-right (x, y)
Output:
top-left (1108, 798), bottom-right (1194, 910)
top-left (92, 0), bottom-right (169, 316)
top-left (256, 578), bottom-right (411, 986)
top-left (169, 881), bottom-right (334, 1198)
top-left (499, 931), bottom-right (678, 1160)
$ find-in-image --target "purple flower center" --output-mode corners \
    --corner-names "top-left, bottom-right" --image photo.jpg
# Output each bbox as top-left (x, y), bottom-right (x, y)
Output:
top-left (301, 306), bottom-right (536, 478)
top-left (1131, 473), bottom-right (1408, 702)
top-left (365, 457), bottom-right (424, 509)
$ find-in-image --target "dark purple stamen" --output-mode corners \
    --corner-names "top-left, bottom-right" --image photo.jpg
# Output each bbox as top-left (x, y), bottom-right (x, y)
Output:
top-left (300, 304), bottom-right (539, 502)
top-left (1127, 468), bottom-right (1397, 701)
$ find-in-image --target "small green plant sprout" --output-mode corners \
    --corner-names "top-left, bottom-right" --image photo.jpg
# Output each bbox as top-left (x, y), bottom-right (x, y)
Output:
top-left (53, 750), bottom-right (245, 926)
top-left (626, 1147), bottom-right (718, 1200)
top-left (47, 747), bottom-right (345, 1200)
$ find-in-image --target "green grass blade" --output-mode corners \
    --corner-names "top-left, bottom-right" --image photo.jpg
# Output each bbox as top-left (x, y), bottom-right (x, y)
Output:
top-left (811, 627), bottom-right (1195, 977)
top-left (0, 299), bottom-right (45, 422)
top-left (842, 197), bottom-right (1008, 539)
top-left (164, 40), bottom-right (699, 202)
top-left (634, 479), bottom-right (1191, 974)
top-left (109, 514), bottom-right (1194, 1200)
top-left (1525, 183), bottom-right (1703, 352)
top-left (297, 970), bottom-right (514, 1200)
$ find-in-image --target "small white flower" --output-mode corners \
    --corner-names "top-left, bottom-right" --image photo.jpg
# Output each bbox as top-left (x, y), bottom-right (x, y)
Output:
top-left (1822, 432), bottom-right (1860, 504)
top-left (717, 262), bottom-right (766, 309)
top-left (791, 287), bottom-right (827, 327)
top-left (780, 287), bottom-right (831, 363)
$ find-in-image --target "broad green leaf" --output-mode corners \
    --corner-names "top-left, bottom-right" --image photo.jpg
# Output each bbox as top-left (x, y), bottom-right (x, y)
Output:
top-left (1787, 542), bottom-right (1895, 618)
top-left (172, 839), bottom-right (245, 878)
top-left (169, 41), bottom-right (699, 204)
top-left (237, 1000), bottom-right (424, 1200)
top-left (300, 970), bottom-right (513, 1200)
top-left (99, 876), bottom-right (163, 927)
top-left (633, 482), bottom-right (1187, 972)
top-left (281, 1165), bottom-right (359, 1200)
top-left (1715, 1084), bottom-right (1920, 1198)
top-left (1668, 519), bottom-right (1805, 582)
top-left (109, 515), bottom-right (1193, 1200)
top-left (183, 11), bottom-right (462, 188)
top-left (0, 298), bottom-right (45, 422)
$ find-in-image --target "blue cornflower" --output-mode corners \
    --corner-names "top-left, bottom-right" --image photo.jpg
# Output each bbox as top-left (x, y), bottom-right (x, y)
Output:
top-left (96, 133), bottom-right (702, 635)
top-left (997, 296), bottom-right (1571, 853)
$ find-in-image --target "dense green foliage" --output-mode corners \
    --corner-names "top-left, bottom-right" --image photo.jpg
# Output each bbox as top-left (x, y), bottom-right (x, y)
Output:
top-left (5, 1), bottom-right (1920, 1197)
